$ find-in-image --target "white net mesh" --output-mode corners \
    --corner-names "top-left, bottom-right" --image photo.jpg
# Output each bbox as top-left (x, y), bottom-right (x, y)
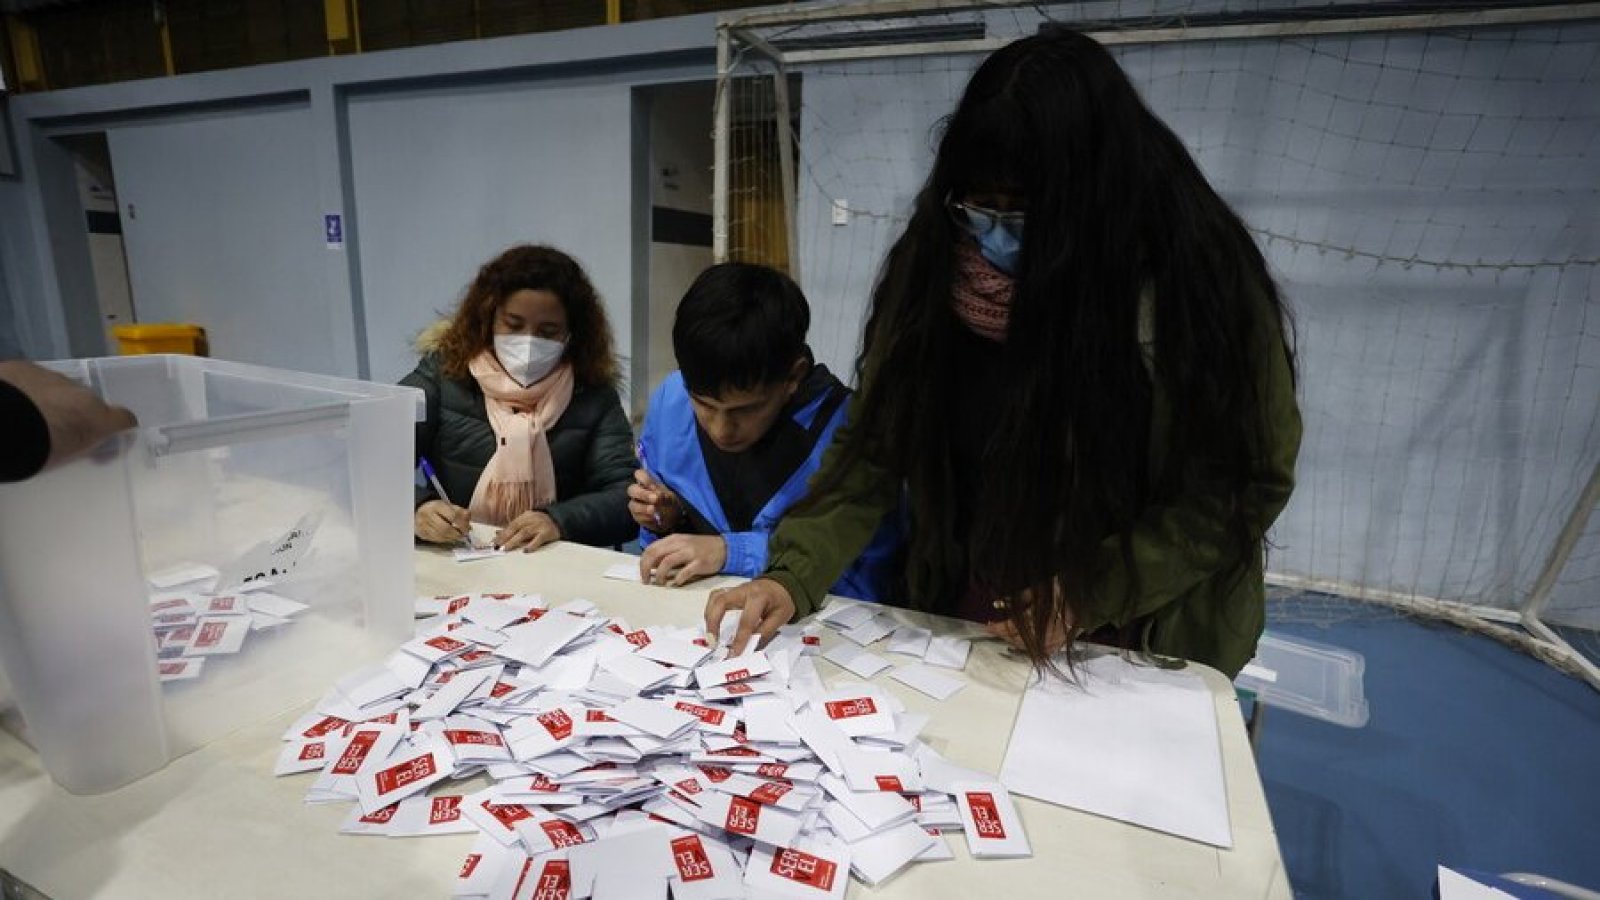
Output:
top-left (722, 3), bottom-right (1600, 668)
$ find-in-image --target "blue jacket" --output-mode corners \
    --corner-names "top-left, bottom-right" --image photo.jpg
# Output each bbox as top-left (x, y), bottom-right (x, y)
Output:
top-left (638, 371), bottom-right (900, 603)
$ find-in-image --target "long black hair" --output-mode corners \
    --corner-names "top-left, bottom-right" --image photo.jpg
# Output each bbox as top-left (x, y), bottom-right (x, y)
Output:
top-left (818, 28), bottom-right (1295, 665)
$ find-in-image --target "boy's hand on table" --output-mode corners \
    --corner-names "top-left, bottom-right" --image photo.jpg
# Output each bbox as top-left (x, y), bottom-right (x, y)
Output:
top-left (638, 533), bottom-right (726, 587)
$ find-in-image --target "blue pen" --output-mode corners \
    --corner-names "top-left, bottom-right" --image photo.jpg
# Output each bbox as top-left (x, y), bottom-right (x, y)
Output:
top-left (636, 440), bottom-right (665, 529)
top-left (419, 457), bottom-right (471, 545)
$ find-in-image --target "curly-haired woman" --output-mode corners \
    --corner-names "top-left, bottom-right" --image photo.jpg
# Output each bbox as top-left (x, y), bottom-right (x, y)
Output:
top-left (404, 244), bottom-right (636, 552)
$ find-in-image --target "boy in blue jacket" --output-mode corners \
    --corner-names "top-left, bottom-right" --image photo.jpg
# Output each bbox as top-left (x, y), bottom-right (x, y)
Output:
top-left (629, 263), bottom-right (899, 601)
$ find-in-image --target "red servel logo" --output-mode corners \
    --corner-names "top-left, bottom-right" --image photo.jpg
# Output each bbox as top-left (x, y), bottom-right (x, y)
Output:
top-left (430, 796), bottom-right (463, 824)
top-left (824, 697), bottom-right (877, 720)
top-left (531, 859), bottom-right (571, 900)
top-left (538, 709), bottom-right (574, 741)
top-left (671, 836), bottom-right (713, 882)
top-left (425, 635), bottom-right (466, 653)
top-left (771, 848), bottom-right (837, 890)
top-left (724, 796), bottom-right (761, 835)
top-left (673, 702), bottom-right (725, 726)
top-left (966, 792), bottom-right (1007, 839)
top-left (373, 753), bottom-right (437, 794)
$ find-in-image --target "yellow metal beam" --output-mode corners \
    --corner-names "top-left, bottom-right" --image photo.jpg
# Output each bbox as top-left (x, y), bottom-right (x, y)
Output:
top-left (606, 0), bottom-right (621, 26)
top-left (324, 0), bottom-right (361, 54)
top-left (5, 15), bottom-right (46, 91)
top-left (158, 15), bottom-right (176, 76)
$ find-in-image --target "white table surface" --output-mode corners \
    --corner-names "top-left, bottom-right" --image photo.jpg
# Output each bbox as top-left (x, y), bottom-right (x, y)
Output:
top-left (0, 541), bottom-right (1289, 899)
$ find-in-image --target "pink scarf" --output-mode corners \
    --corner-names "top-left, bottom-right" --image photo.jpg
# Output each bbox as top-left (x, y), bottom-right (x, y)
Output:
top-left (951, 239), bottom-right (1015, 343)
top-left (466, 351), bottom-right (575, 527)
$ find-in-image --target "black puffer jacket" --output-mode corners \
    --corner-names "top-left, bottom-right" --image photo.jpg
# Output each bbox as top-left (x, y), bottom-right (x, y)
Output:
top-left (402, 352), bottom-right (637, 548)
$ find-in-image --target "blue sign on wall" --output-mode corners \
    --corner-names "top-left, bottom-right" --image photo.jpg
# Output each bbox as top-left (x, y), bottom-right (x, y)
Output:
top-left (324, 213), bottom-right (343, 248)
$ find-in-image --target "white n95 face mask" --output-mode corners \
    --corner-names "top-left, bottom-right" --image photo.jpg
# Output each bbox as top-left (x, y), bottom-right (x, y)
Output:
top-left (494, 334), bottom-right (565, 387)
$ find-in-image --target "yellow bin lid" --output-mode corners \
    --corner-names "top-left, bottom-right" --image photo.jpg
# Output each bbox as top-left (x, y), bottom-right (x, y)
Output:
top-left (112, 323), bottom-right (206, 339)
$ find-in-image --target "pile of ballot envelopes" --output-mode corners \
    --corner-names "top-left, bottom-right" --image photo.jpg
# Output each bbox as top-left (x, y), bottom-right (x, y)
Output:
top-left (275, 592), bottom-right (1031, 898)
top-left (148, 563), bottom-right (311, 684)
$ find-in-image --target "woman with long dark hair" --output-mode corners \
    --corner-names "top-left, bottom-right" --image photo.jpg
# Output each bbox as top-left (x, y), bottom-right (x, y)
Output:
top-left (704, 29), bottom-right (1301, 676)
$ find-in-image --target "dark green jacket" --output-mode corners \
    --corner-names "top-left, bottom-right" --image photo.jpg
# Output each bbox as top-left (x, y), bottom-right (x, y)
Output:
top-left (763, 295), bottom-right (1301, 678)
top-left (401, 352), bottom-right (637, 548)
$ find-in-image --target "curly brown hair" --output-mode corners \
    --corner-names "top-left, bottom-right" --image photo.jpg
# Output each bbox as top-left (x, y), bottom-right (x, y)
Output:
top-left (434, 245), bottom-right (620, 387)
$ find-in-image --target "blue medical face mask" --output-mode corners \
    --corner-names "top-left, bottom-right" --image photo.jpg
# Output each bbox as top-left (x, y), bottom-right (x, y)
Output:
top-left (975, 220), bottom-right (1024, 275)
top-left (948, 197), bottom-right (1026, 275)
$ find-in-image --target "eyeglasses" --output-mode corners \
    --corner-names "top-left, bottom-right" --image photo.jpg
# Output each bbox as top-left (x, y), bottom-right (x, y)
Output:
top-left (946, 195), bottom-right (1026, 237)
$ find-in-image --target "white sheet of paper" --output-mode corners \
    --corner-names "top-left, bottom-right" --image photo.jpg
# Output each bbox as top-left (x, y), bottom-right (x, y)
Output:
top-left (568, 820), bottom-right (674, 895)
top-left (859, 711), bottom-right (930, 752)
top-left (413, 668), bottom-right (495, 721)
top-left (823, 644), bottom-right (892, 679)
top-left (922, 636), bottom-right (971, 670)
top-left (819, 774), bottom-right (916, 832)
top-left (816, 603), bottom-right (877, 631)
top-left (741, 696), bottom-right (798, 744)
top-left (248, 612), bottom-right (292, 631)
top-left (385, 650), bottom-right (434, 691)
top-left (1437, 866), bottom-right (1520, 900)
top-left (459, 597), bottom-right (527, 632)
top-left (499, 612), bottom-right (595, 668)
top-left (838, 616), bottom-right (894, 647)
top-left (602, 562), bottom-right (642, 582)
top-left (453, 546), bottom-right (507, 563)
top-left (822, 800), bottom-right (876, 843)
top-left (886, 626), bottom-right (932, 657)
top-left (244, 590), bottom-right (309, 618)
top-left (216, 510), bottom-right (322, 589)
top-left (847, 819), bottom-right (937, 886)
top-left (889, 664), bottom-right (966, 701)
top-left (911, 743), bottom-right (991, 795)
top-left (599, 652), bottom-right (676, 693)
top-left (608, 697), bottom-right (698, 739)
top-left (998, 652), bottom-right (1232, 847)
top-left (790, 709), bottom-right (853, 775)
top-left (634, 635), bottom-right (713, 669)
top-left (915, 828), bottom-right (954, 861)
top-left (838, 747), bottom-right (924, 794)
